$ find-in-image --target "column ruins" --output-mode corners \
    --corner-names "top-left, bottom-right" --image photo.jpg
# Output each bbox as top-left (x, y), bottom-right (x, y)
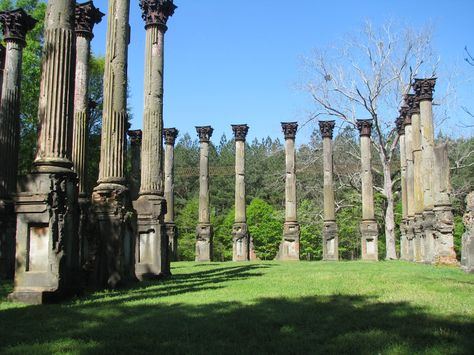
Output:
top-left (0, 8), bottom-right (36, 279)
top-left (133, 0), bottom-right (176, 279)
top-left (10, 0), bottom-right (79, 304)
top-left (396, 111), bottom-right (408, 260)
top-left (413, 78), bottom-right (436, 263)
top-left (277, 122), bottom-right (300, 260)
top-left (319, 120), bottom-right (338, 261)
top-left (73, 0), bottom-right (104, 274)
top-left (232, 124), bottom-right (250, 261)
top-left (163, 128), bottom-right (178, 261)
top-left (432, 144), bottom-right (457, 265)
top-left (91, 0), bottom-right (136, 288)
top-left (404, 102), bottom-right (416, 261)
top-left (127, 129), bottom-right (142, 201)
top-left (195, 126), bottom-right (213, 262)
top-left (461, 192), bottom-right (474, 273)
top-left (356, 119), bottom-right (378, 261)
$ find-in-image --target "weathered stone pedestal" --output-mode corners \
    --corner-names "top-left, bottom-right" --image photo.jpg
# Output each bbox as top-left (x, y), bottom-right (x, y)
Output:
top-left (164, 128), bottom-right (178, 260)
top-left (195, 126), bottom-right (213, 262)
top-left (461, 192), bottom-right (474, 273)
top-left (322, 221), bottom-right (338, 261)
top-left (357, 119), bottom-right (379, 261)
top-left (277, 122), bottom-right (300, 261)
top-left (232, 124), bottom-right (250, 261)
top-left (413, 214), bottom-right (424, 262)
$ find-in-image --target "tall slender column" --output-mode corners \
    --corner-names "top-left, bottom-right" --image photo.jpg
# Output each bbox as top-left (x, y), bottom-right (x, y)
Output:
top-left (134, 0), bottom-right (176, 280)
top-left (91, 0), bottom-right (136, 288)
top-left (319, 120), bottom-right (338, 261)
top-left (0, 9), bottom-right (36, 280)
top-left (432, 144), bottom-right (457, 265)
top-left (0, 44), bottom-right (5, 100)
top-left (73, 2), bottom-right (104, 198)
top-left (276, 122), bottom-right (300, 261)
top-left (461, 192), bottom-right (474, 273)
top-left (396, 111), bottom-right (408, 261)
top-left (232, 124), bottom-right (250, 261)
top-left (404, 107), bottom-right (415, 262)
top-left (357, 119), bottom-right (379, 261)
top-left (10, 1), bottom-right (80, 304)
top-left (163, 128), bottom-right (178, 261)
top-left (195, 126), bottom-right (213, 262)
top-left (127, 129), bottom-right (142, 201)
top-left (413, 78), bottom-right (436, 263)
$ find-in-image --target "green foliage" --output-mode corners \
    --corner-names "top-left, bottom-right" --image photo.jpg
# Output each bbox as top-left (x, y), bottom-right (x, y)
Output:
top-left (298, 199), bottom-right (323, 260)
top-left (175, 197), bottom-right (199, 261)
top-left (454, 215), bottom-right (465, 259)
top-left (212, 207), bottom-right (234, 261)
top-left (247, 198), bottom-right (283, 260)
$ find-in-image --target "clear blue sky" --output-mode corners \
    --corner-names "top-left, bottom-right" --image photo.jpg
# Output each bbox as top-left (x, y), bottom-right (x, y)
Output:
top-left (90, 0), bottom-right (474, 144)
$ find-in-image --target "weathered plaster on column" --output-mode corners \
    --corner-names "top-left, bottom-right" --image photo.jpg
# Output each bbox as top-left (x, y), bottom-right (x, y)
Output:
top-left (163, 128), bottom-right (178, 260)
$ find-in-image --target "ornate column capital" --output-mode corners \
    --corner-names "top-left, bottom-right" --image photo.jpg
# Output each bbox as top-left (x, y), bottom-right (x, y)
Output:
top-left (163, 127), bottom-right (179, 145)
top-left (318, 120), bottom-right (335, 139)
top-left (128, 129), bottom-right (142, 146)
top-left (356, 119), bottom-right (373, 137)
top-left (139, 0), bottom-right (177, 30)
top-left (0, 8), bottom-right (37, 46)
top-left (396, 117), bottom-right (405, 136)
top-left (412, 78), bottom-right (436, 102)
top-left (196, 126), bottom-right (213, 143)
top-left (75, 1), bottom-right (104, 40)
top-left (231, 124), bottom-right (249, 142)
top-left (281, 122), bottom-right (298, 140)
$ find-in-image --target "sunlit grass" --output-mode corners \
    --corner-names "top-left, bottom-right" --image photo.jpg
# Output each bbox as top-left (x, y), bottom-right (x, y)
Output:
top-left (0, 261), bottom-right (473, 354)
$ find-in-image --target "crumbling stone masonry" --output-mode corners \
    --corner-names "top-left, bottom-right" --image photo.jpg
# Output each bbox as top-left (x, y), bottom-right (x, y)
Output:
top-left (0, 8), bottom-right (36, 279)
top-left (319, 120), bottom-right (338, 261)
top-left (9, 1), bottom-right (79, 304)
top-left (461, 192), bottom-right (474, 273)
top-left (163, 128), bottom-right (178, 261)
top-left (195, 126), bottom-right (213, 262)
top-left (356, 119), bottom-right (378, 261)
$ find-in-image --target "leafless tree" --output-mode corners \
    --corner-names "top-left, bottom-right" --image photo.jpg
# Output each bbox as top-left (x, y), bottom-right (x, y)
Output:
top-left (300, 21), bottom-right (438, 260)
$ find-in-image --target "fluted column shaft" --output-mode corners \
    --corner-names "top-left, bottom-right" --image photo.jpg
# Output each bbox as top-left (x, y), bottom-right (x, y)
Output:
top-left (285, 136), bottom-right (297, 222)
top-left (420, 100), bottom-right (435, 210)
top-left (405, 120), bottom-right (415, 218)
top-left (412, 111), bottom-right (423, 215)
top-left (0, 40), bottom-right (23, 198)
top-left (235, 139), bottom-right (246, 223)
top-left (140, 25), bottom-right (165, 195)
top-left (164, 138), bottom-right (175, 223)
top-left (34, 2), bottom-right (76, 172)
top-left (96, 0), bottom-right (130, 187)
top-left (323, 136), bottom-right (335, 221)
top-left (199, 140), bottom-right (210, 223)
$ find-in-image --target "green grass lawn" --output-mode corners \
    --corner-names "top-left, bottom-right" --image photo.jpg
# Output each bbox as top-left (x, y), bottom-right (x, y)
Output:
top-left (0, 261), bottom-right (473, 354)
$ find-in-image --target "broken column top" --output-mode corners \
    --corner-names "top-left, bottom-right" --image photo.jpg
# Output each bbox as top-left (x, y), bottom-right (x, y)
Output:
top-left (196, 126), bottom-right (213, 143)
top-left (139, 0), bottom-right (177, 30)
top-left (127, 129), bottom-right (142, 146)
top-left (0, 8), bottom-right (37, 45)
top-left (281, 122), bottom-right (298, 140)
top-left (75, 1), bottom-right (104, 39)
top-left (232, 124), bottom-right (249, 141)
top-left (412, 78), bottom-right (437, 101)
top-left (163, 127), bottom-right (179, 145)
top-left (319, 120), bottom-right (336, 139)
top-left (356, 119), bottom-right (373, 137)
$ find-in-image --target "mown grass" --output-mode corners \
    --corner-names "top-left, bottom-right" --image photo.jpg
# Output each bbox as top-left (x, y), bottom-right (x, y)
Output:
top-left (0, 261), bottom-right (473, 354)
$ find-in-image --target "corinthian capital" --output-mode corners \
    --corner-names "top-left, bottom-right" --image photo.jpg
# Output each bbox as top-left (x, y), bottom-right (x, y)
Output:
top-left (0, 8), bottom-right (36, 45)
top-left (196, 126), bottom-right (213, 143)
top-left (231, 124), bottom-right (249, 142)
top-left (164, 128), bottom-right (179, 145)
top-left (139, 0), bottom-right (177, 30)
top-left (318, 120), bottom-right (335, 139)
top-left (412, 78), bottom-right (436, 102)
top-left (75, 1), bottom-right (105, 39)
top-left (356, 119), bottom-right (373, 137)
top-left (281, 122), bottom-right (298, 140)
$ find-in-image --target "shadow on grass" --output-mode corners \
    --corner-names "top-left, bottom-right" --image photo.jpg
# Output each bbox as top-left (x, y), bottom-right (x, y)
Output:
top-left (0, 264), bottom-right (472, 354)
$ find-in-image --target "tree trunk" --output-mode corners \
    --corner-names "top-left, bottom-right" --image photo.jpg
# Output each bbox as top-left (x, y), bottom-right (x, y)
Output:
top-left (383, 161), bottom-right (398, 259)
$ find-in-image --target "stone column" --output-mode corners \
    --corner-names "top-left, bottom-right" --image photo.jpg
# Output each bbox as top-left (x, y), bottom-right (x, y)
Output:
top-left (0, 44), bottom-right (5, 105)
top-left (396, 109), bottom-right (408, 261)
top-left (73, 1), bottom-right (104, 276)
top-left (404, 106), bottom-right (416, 262)
top-left (127, 129), bottom-right (142, 201)
top-left (276, 122), bottom-right (300, 261)
top-left (410, 93), bottom-right (424, 262)
top-left (413, 78), bottom-right (436, 263)
top-left (461, 192), bottom-right (474, 273)
top-left (91, 0), bottom-right (136, 288)
top-left (163, 128), bottom-right (178, 260)
top-left (195, 126), bottom-right (213, 262)
top-left (433, 144), bottom-right (457, 265)
top-left (10, 1), bottom-right (80, 304)
top-left (356, 119), bottom-right (378, 261)
top-left (319, 120), bottom-right (339, 261)
top-left (133, 0), bottom-right (176, 280)
top-left (232, 124), bottom-right (250, 261)
top-left (0, 9), bottom-right (36, 280)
